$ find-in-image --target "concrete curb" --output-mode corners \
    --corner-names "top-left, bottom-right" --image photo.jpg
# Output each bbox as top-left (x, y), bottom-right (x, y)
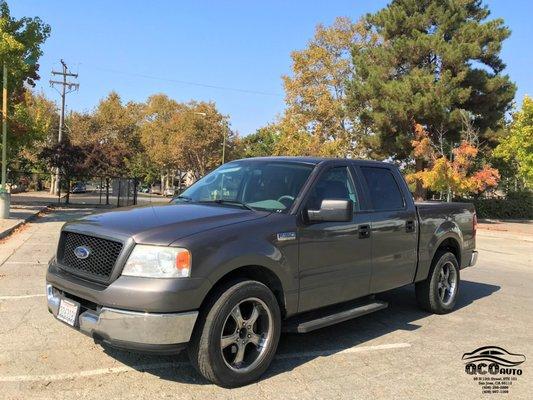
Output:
top-left (0, 205), bottom-right (50, 240)
top-left (477, 229), bottom-right (533, 242)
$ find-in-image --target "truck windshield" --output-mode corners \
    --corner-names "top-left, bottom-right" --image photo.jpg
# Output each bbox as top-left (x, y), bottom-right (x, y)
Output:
top-left (173, 161), bottom-right (314, 212)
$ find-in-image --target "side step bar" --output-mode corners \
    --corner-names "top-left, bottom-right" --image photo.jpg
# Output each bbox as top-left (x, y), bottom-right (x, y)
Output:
top-left (283, 300), bottom-right (388, 333)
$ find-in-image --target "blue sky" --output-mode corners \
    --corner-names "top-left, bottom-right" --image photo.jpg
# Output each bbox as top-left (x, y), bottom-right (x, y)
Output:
top-left (10, 0), bottom-right (533, 136)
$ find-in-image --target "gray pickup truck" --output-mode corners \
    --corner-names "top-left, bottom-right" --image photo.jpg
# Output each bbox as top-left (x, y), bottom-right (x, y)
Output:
top-left (46, 157), bottom-right (478, 387)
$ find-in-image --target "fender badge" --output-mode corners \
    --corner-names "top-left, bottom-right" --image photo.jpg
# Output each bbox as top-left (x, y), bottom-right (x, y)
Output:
top-left (277, 232), bottom-right (296, 241)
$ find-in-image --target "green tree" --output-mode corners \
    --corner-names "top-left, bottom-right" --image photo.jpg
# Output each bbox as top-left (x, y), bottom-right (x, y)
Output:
top-left (39, 140), bottom-right (87, 183)
top-left (0, 1), bottom-right (50, 92)
top-left (139, 94), bottom-right (182, 188)
top-left (12, 91), bottom-right (58, 170)
top-left (139, 96), bottom-right (235, 186)
top-left (125, 152), bottom-right (160, 186)
top-left (68, 92), bottom-right (143, 177)
top-left (279, 17), bottom-right (377, 157)
top-left (170, 101), bottom-right (234, 180)
top-left (240, 125), bottom-right (280, 158)
top-left (348, 0), bottom-right (516, 167)
top-left (494, 96), bottom-right (533, 189)
top-left (0, 1), bottom-right (50, 169)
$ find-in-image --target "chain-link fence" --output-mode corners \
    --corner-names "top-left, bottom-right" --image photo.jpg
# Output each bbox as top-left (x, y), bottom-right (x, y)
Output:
top-left (6, 171), bottom-right (168, 208)
top-left (58, 176), bottom-right (139, 207)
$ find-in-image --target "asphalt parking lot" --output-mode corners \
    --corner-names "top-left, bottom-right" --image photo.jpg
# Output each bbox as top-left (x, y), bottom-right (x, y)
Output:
top-left (0, 208), bottom-right (531, 399)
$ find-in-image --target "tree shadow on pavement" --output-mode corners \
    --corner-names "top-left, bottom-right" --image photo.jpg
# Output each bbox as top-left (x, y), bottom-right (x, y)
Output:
top-left (31, 207), bottom-right (99, 224)
top-left (101, 279), bottom-right (500, 385)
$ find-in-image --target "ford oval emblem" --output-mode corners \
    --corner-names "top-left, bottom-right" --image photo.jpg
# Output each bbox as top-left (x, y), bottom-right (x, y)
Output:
top-left (74, 246), bottom-right (91, 259)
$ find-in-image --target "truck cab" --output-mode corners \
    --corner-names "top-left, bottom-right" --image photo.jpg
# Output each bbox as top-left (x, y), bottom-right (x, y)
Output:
top-left (46, 157), bottom-right (477, 387)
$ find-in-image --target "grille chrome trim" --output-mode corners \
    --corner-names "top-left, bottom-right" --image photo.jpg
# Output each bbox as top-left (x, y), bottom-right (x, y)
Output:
top-left (57, 232), bottom-right (124, 283)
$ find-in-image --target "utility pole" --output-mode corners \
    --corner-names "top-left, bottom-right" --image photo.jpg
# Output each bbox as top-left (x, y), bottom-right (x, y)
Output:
top-left (49, 60), bottom-right (79, 194)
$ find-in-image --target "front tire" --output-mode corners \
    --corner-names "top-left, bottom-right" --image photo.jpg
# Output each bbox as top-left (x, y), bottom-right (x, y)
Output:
top-left (188, 280), bottom-right (281, 387)
top-left (415, 251), bottom-right (460, 314)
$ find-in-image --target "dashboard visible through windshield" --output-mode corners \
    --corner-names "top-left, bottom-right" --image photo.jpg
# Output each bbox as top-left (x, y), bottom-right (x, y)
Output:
top-left (173, 161), bottom-right (314, 212)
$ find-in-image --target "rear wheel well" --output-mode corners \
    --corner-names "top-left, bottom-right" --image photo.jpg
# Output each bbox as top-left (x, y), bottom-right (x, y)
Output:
top-left (201, 266), bottom-right (286, 318)
top-left (434, 238), bottom-right (461, 266)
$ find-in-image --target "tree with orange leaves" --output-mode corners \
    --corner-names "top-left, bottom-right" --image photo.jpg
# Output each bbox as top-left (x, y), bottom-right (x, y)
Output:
top-left (406, 121), bottom-right (500, 202)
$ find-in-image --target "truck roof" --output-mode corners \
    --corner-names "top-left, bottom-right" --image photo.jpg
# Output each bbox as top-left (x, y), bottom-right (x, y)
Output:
top-left (232, 156), bottom-right (393, 167)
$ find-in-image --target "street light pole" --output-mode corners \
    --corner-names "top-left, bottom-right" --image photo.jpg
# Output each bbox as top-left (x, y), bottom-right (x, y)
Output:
top-left (1, 62), bottom-right (7, 190)
top-left (0, 62), bottom-right (10, 219)
top-left (222, 127), bottom-right (226, 165)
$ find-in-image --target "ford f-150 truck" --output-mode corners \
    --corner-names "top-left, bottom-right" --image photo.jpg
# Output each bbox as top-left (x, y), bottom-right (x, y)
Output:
top-left (46, 157), bottom-right (478, 387)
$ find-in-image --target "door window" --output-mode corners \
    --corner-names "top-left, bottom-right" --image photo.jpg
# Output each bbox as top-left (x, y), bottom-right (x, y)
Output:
top-left (306, 167), bottom-right (358, 211)
top-left (360, 167), bottom-right (404, 211)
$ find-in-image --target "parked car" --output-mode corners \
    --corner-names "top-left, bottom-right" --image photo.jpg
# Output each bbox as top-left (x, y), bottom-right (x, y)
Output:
top-left (163, 187), bottom-right (176, 197)
top-left (70, 182), bottom-right (86, 193)
top-left (46, 157), bottom-right (477, 387)
top-left (150, 185), bottom-right (162, 195)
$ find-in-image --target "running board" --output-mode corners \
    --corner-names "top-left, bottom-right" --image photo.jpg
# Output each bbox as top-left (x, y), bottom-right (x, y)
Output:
top-left (283, 300), bottom-right (388, 333)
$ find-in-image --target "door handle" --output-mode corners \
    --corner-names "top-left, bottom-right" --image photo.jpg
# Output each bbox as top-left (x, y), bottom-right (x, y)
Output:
top-left (358, 224), bottom-right (371, 239)
top-left (405, 220), bottom-right (415, 233)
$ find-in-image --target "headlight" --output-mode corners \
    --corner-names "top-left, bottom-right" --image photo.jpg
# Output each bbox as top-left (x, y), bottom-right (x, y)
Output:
top-left (122, 245), bottom-right (191, 278)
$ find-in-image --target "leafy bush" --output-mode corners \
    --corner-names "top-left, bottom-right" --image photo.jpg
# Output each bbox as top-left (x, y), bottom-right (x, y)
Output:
top-left (461, 192), bottom-right (533, 219)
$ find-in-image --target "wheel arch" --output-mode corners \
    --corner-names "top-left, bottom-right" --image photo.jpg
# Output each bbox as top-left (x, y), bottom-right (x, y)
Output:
top-left (200, 265), bottom-right (288, 319)
top-left (432, 236), bottom-right (461, 267)
top-left (415, 217), bottom-right (464, 282)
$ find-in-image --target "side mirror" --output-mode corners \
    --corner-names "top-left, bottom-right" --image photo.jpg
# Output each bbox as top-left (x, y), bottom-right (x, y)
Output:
top-left (307, 199), bottom-right (353, 222)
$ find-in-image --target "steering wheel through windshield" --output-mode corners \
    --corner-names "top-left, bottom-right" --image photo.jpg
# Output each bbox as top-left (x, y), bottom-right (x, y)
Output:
top-left (277, 195), bottom-right (295, 209)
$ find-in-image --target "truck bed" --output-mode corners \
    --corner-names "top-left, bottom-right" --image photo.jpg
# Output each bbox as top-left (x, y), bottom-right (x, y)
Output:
top-left (414, 201), bottom-right (476, 282)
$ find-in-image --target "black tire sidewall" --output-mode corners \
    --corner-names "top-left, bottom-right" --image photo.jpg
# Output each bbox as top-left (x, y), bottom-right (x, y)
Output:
top-left (430, 252), bottom-right (460, 313)
top-left (205, 281), bottom-right (281, 387)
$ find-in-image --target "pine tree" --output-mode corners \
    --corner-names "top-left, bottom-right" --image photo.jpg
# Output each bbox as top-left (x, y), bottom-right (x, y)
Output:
top-left (348, 0), bottom-right (516, 165)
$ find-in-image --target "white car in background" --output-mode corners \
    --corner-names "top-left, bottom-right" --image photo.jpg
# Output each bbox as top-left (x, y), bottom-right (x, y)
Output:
top-left (163, 187), bottom-right (176, 197)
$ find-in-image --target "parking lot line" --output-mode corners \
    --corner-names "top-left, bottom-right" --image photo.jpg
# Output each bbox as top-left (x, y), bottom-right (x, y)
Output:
top-left (2, 261), bottom-right (48, 264)
top-left (0, 362), bottom-right (186, 382)
top-left (275, 342), bottom-right (411, 359)
top-left (0, 294), bottom-right (46, 300)
top-left (0, 343), bottom-right (411, 382)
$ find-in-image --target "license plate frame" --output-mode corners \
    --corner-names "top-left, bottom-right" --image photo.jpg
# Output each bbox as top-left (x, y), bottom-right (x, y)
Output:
top-left (56, 298), bottom-right (80, 327)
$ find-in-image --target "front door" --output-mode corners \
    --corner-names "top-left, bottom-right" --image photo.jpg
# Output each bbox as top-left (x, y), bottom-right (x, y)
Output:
top-left (297, 165), bottom-right (372, 312)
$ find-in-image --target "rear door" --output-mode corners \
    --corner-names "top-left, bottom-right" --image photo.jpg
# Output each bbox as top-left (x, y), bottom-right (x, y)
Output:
top-left (297, 163), bottom-right (373, 312)
top-left (358, 165), bottom-right (418, 293)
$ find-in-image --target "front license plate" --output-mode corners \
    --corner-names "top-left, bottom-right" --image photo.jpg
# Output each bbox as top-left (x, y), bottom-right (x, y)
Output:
top-left (56, 298), bottom-right (80, 326)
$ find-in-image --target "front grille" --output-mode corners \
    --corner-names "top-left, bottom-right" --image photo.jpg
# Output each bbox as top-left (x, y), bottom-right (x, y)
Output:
top-left (58, 232), bottom-right (123, 281)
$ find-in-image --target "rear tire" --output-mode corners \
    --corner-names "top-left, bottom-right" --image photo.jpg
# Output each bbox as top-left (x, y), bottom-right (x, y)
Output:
top-left (415, 251), bottom-right (460, 314)
top-left (188, 279), bottom-right (281, 387)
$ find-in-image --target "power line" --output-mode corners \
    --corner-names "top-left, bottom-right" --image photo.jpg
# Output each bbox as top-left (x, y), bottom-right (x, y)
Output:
top-left (89, 65), bottom-right (282, 97)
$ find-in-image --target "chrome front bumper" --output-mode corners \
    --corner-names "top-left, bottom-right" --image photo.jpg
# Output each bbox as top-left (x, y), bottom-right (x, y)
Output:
top-left (46, 284), bottom-right (198, 346)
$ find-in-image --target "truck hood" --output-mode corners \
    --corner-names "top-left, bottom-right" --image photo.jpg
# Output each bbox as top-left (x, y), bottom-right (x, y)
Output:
top-left (63, 203), bottom-right (268, 245)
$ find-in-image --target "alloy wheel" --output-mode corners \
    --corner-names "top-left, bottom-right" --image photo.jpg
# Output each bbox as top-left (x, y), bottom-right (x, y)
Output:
top-left (437, 261), bottom-right (457, 306)
top-left (220, 297), bottom-right (273, 373)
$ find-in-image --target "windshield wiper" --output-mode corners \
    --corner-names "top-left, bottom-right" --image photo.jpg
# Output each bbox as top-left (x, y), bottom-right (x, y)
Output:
top-left (199, 199), bottom-right (254, 211)
top-left (174, 195), bottom-right (192, 202)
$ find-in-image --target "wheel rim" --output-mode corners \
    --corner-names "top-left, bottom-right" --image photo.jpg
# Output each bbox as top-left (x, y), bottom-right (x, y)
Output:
top-left (437, 261), bottom-right (457, 306)
top-left (220, 297), bottom-right (273, 373)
